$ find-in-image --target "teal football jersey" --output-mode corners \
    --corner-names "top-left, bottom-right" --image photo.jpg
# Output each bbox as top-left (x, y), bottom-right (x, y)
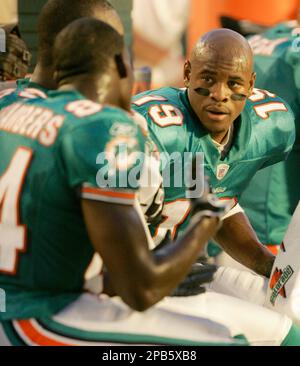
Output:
top-left (240, 22), bottom-right (300, 245)
top-left (0, 90), bottom-right (146, 320)
top-left (132, 87), bottom-right (295, 245)
top-left (0, 78), bottom-right (48, 110)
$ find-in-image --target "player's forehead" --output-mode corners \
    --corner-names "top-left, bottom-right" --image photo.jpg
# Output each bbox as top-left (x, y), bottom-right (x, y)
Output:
top-left (191, 34), bottom-right (253, 77)
top-left (192, 58), bottom-right (249, 79)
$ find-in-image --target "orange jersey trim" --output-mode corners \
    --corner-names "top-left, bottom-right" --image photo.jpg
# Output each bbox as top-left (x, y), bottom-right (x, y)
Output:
top-left (82, 187), bottom-right (136, 200)
top-left (14, 320), bottom-right (75, 346)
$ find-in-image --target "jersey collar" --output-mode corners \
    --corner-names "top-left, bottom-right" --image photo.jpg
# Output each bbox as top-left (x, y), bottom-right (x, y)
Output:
top-left (180, 88), bottom-right (253, 169)
top-left (17, 77), bottom-right (49, 94)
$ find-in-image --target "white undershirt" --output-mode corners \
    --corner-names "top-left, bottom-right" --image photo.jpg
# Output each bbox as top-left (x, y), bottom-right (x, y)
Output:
top-left (212, 126), bottom-right (234, 156)
top-left (211, 126), bottom-right (244, 219)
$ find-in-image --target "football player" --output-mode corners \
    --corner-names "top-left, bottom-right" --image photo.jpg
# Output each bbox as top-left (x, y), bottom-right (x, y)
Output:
top-left (1, 18), bottom-right (300, 347)
top-left (238, 18), bottom-right (300, 255)
top-left (0, 0), bottom-right (124, 108)
top-left (0, 17), bottom-right (238, 347)
top-left (132, 29), bottom-right (295, 278)
top-left (207, 16), bottom-right (300, 315)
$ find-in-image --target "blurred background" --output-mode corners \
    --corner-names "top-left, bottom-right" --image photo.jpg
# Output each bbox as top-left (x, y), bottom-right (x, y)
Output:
top-left (1, 0), bottom-right (300, 88)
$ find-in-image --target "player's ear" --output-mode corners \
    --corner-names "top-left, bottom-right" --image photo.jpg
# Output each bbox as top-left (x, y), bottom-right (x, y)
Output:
top-left (184, 60), bottom-right (192, 88)
top-left (248, 72), bottom-right (256, 96)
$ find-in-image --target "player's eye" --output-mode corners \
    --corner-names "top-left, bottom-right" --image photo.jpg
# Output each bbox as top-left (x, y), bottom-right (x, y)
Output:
top-left (228, 80), bottom-right (241, 88)
top-left (201, 76), bottom-right (214, 84)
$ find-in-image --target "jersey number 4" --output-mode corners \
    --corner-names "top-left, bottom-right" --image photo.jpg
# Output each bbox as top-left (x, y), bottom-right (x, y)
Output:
top-left (0, 147), bottom-right (33, 274)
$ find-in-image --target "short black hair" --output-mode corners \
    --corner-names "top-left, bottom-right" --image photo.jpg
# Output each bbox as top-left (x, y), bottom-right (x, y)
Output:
top-left (53, 17), bottom-right (124, 83)
top-left (37, 0), bottom-right (114, 66)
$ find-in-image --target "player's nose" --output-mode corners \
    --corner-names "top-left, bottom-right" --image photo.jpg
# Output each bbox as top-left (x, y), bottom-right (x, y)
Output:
top-left (210, 82), bottom-right (229, 103)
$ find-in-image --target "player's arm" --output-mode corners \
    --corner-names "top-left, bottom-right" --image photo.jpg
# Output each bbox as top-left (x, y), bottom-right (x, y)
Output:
top-left (214, 212), bottom-right (275, 277)
top-left (82, 197), bottom-right (220, 312)
top-left (64, 110), bottom-right (224, 311)
top-left (214, 95), bottom-right (296, 278)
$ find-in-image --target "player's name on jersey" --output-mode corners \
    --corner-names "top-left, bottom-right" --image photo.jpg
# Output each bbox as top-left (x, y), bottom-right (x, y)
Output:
top-left (0, 103), bottom-right (64, 146)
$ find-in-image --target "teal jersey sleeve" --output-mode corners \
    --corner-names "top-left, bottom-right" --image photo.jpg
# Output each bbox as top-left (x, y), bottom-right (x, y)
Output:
top-left (244, 89), bottom-right (296, 168)
top-left (60, 107), bottom-right (146, 205)
top-left (132, 88), bottom-right (191, 157)
top-left (286, 44), bottom-right (300, 132)
top-left (239, 25), bottom-right (300, 246)
top-left (240, 89), bottom-right (297, 245)
top-left (249, 23), bottom-right (300, 140)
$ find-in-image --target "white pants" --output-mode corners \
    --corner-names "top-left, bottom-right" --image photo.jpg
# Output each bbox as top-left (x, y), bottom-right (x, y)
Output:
top-left (0, 292), bottom-right (292, 346)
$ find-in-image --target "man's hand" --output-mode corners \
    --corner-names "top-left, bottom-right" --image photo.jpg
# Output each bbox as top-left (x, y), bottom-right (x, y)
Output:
top-left (171, 263), bottom-right (217, 297)
top-left (190, 177), bottom-right (230, 221)
top-left (215, 212), bottom-right (275, 277)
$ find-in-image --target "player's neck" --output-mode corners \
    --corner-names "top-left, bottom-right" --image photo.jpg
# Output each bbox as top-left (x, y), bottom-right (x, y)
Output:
top-left (31, 64), bottom-right (57, 90)
top-left (210, 130), bottom-right (230, 145)
top-left (58, 75), bottom-right (117, 107)
top-left (59, 78), bottom-right (99, 103)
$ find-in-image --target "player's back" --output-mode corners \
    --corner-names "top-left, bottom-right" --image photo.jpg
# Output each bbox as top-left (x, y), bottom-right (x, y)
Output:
top-left (0, 89), bottom-right (144, 320)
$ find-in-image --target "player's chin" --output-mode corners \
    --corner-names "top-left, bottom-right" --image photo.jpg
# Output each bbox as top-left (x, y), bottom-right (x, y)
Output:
top-left (201, 117), bottom-right (231, 133)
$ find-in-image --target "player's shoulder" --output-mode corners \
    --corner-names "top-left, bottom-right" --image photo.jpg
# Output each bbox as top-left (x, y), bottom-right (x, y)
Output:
top-left (57, 97), bottom-right (146, 167)
top-left (249, 22), bottom-right (297, 57)
top-left (16, 78), bottom-right (49, 99)
top-left (250, 21), bottom-right (295, 42)
top-left (44, 90), bottom-right (133, 127)
top-left (49, 92), bottom-right (146, 151)
top-left (131, 87), bottom-right (188, 132)
top-left (66, 101), bottom-right (137, 134)
top-left (265, 21), bottom-right (297, 38)
top-left (244, 88), bottom-right (295, 147)
top-left (132, 87), bottom-right (184, 109)
top-left (0, 78), bottom-right (48, 108)
top-left (10, 89), bottom-right (138, 139)
top-left (246, 87), bottom-right (293, 116)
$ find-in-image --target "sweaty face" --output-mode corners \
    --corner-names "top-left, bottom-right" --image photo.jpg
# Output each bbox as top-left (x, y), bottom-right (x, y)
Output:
top-left (184, 49), bottom-right (255, 140)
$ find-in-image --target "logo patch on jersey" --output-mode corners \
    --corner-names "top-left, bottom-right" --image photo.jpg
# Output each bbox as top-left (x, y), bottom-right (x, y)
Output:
top-left (212, 187), bottom-right (227, 194)
top-left (269, 266), bottom-right (294, 306)
top-left (105, 135), bottom-right (140, 171)
top-left (216, 164), bottom-right (230, 180)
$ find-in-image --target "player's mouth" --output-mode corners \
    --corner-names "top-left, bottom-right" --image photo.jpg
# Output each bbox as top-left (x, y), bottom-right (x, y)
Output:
top-left (205, 107), bottom-right (230, 121)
